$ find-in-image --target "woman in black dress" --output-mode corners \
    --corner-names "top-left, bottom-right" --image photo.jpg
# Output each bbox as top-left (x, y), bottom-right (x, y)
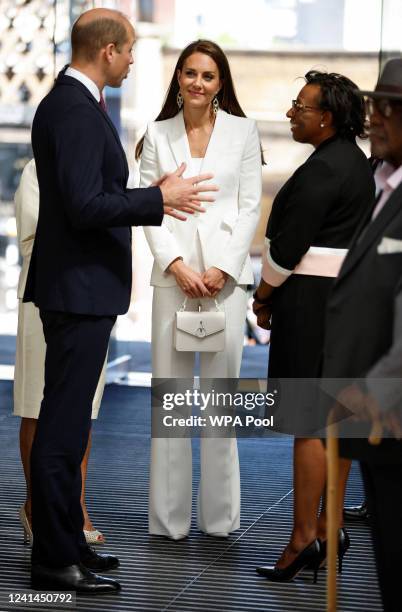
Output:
top-left (253, 70), bottom-right (376, 581)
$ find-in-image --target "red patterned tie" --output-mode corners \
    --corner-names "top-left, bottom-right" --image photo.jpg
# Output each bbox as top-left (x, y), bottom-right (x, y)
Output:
top-left (99, 93), bottom-right (107, 113)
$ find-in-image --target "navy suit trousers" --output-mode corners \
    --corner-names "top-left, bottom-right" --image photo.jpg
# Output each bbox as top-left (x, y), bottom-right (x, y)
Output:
top-left (31, 310), bottom-right (115, 567)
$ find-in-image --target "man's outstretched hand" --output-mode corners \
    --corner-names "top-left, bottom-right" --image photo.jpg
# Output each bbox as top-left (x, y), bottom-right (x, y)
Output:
top-left (156, 163), bottom-right (218, 221)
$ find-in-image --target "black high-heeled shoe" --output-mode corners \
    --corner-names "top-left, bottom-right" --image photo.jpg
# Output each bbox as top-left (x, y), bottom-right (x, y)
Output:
top-left (338, 527), bottom-right (351, 573)
top-left (314, 527), bottom-right (351, 573)
top-left (256, 539), bottom-right (322, 583)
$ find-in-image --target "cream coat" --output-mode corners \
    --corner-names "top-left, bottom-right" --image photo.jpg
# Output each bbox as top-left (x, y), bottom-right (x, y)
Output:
top-left (13, 160), bottom-right (106, 419)
top-left (141, 109), bottom-right (262, 285)
top-left (16, 160), bottom-right (37, 300)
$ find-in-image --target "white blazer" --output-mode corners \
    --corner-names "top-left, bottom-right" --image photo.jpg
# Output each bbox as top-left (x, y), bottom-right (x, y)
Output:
top-left (15, 159), bottom-right (38, 298)
top-left (141, 109), bottom-right (262, 287)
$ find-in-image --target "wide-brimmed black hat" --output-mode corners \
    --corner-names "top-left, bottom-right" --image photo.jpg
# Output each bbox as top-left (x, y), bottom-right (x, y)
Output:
top-left (357, 58), bottom-right (402, 101)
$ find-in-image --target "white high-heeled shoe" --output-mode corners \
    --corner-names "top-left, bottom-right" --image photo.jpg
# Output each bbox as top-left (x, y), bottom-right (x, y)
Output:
top-left (84, 529), bottom-right (105, 545)
top-left (19, 506), bottom-right (105, 545)
top-left (167, 533), bottom-right (188, 541)
top-left (19, 506), bottom-right (33, 545)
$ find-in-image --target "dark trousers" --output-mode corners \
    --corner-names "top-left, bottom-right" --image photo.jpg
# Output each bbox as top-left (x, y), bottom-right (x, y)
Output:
top-left (31, 310), bottom-right (115, 567)
top-left (360, 461), bottom-right (402, 612)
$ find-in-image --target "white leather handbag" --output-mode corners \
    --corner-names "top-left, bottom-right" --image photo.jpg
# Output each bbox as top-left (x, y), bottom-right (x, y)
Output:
top-left (174, 298), bottom-right (225, 352)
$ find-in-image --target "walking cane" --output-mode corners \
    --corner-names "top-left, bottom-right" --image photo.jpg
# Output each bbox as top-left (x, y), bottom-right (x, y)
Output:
top-left (326, 414), bottom-right (339, 612)
top-left (326, 408), bottom-right (382, 612)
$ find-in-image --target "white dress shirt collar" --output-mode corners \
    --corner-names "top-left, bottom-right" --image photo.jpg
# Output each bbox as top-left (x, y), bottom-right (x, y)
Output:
top-left (64, 66), bottom-right (101, 102)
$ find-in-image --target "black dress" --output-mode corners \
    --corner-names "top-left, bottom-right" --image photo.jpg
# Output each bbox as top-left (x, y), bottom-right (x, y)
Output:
top-left (267, 135), bottom-right (375, 380)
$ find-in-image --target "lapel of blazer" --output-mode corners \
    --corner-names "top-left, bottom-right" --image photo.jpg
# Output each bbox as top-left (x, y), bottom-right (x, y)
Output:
top-left (92, 100), bottom-right (130, 183)
top-left (166, 109), bottom-right (226, 173)
top-left (335, 182), bottom-right (402, 285)
top-left (56, 74), bottom-right (129, 183)
top-left (167, 111), bottom-right (190, 168)
top-left (200, 109), bottom-right (225, 172)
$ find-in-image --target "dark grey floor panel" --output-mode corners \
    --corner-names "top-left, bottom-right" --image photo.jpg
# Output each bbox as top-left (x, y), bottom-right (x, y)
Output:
top-left (0, 381), bottom-right (381, 611)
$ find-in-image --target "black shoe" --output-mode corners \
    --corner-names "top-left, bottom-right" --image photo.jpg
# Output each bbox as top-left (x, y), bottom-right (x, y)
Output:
top-left (80, 547), bottom-right (119, 571)
top-left (337, 527), bottom-right (351, 574)
top-left (31, 563), bottom-right (121, 594)
top-left (315, 527), bottom-right (351, 574)
top-left (256, 540), bottom-right (322, 583)
top-left (343, 501), bottom-right (369, 521)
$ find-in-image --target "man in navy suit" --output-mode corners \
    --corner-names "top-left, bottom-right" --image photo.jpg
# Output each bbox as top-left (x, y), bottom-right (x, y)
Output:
top-left (25, 8), bottom-right (217, 594)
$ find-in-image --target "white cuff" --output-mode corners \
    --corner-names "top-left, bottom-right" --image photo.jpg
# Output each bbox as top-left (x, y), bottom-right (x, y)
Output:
top-left (261, 239), bottom-right (293, 287)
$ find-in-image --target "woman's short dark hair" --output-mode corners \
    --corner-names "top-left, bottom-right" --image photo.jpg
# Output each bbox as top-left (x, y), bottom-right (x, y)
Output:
top-left (136, 39), bottom-right (265, 163)
top-left (304, 70), bottom-right (367, 140)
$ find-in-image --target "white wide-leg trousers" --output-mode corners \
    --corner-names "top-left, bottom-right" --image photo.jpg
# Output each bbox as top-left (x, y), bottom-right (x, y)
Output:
top-left (149, 282), bottom-right (247, 538)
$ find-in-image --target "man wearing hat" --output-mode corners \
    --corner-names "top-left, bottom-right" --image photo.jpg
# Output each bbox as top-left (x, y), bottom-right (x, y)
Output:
top-left (322, 58), bottom-right (402, 611)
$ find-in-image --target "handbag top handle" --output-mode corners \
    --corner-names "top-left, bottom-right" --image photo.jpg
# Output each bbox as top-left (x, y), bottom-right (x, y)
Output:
top-left (179, 297), bottom-right (222, 312)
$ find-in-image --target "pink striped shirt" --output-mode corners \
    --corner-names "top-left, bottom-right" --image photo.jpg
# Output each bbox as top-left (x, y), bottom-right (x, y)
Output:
top-left (372, 162), bottom-right (402, 220)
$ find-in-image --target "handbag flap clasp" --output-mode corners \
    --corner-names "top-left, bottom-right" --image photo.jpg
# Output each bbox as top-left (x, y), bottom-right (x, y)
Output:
top-left (176, 311), bottom-right (225, 337)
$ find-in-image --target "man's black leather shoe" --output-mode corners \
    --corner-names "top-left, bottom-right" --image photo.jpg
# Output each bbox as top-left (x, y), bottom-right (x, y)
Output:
top-left (31, 563), bottom-right (121, 594)
top-left (343, 501), bottom-right (370, 521)
top-left (80, 547), bottom-right (119, 571)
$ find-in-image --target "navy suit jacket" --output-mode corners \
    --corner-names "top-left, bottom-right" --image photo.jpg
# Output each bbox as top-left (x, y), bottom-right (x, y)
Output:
top-left (24, 70), bottom-right (163, 315)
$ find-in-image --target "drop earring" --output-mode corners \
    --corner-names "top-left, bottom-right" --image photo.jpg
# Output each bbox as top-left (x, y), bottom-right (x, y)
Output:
top-left (212, 96), bottom-right (219, 115)
top-left (177, 91), bottom-right (183, 109)
top-left (320, 122), bottom-right (325, 128)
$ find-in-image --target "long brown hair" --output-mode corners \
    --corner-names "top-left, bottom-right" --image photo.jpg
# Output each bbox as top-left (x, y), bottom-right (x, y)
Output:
top-left (135, 39), bottom-right (265, 163)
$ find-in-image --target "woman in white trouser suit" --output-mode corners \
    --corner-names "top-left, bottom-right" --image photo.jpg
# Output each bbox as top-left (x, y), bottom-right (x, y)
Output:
top-left (136, 40), bottom-right (263, 539)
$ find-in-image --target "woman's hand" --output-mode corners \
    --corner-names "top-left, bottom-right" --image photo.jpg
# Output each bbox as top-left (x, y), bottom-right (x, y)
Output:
top-left (201, 267), bottom-right (228, 297)
top-left (252, 280), bottom-right (274, 329)
top-left (252, 299), bottom-right (272, 330)
top-left (168, 259), bottom-right (210, 298)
